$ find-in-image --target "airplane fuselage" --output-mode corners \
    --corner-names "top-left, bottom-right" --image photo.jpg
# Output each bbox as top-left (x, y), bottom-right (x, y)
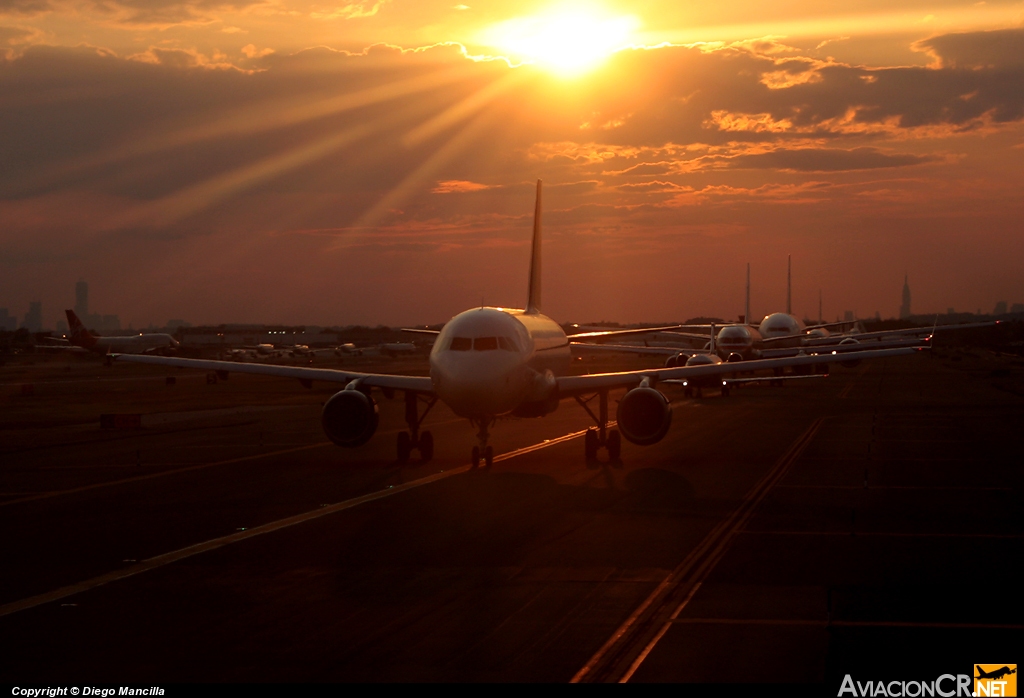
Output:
top-left (713, 313), bottom-right (832, 357)
top-left (84, 334), bottom-right (178, 355)
top-left (429, 307), bottom-right (570, 419)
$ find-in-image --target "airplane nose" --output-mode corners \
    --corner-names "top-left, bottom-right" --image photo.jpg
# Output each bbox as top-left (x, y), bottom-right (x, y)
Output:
top-left (432, 355), bottom-right (521, 416)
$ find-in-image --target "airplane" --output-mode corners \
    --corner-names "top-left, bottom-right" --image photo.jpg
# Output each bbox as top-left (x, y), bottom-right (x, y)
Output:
top-left (655, 259), bottom-right (997, 364)
top-left (976, 666), bottom-right (1016, 681)
top-left (335, 343), bottom-right (361, 356)
top-left (380, 342), bottom-right (418, 357)
top-left (251, 343), bottom-right (279, 356)
top-left (64, 309), bottom-right (179, 355)
top-left (115, 181), bottom-right (925, 467)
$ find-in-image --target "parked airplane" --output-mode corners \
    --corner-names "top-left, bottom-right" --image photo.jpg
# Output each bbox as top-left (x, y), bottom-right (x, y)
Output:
top-left (116, 181), bottom-right (923, 466)
top-left (64, 309), bottom-right (179, 355)
top-left (380, 342), bottom-right (418, 357)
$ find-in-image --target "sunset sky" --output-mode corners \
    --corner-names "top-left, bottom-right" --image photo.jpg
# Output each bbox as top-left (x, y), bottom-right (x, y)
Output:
top-left (2, 1), bottom-right (1023, 328)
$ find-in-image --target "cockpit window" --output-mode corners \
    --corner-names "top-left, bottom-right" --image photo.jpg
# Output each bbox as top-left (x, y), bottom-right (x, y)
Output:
top-left (450, 337), bottom-right (471, 351)
top-left (474, 336), bottom-right (498, 351)
top-left (498, 336), bottom-right (516, 352)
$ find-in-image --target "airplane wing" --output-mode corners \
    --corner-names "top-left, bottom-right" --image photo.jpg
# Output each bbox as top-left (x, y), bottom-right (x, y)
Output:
top-left (660, 330), bottom-right (716, 342)
top-left (570, 342), bottom-right (693, 357)
top-left (719, 374), bottom-right (829, 387)
top-left (34, 344), bottom-right (89, 353)
top-left (401, 325), bottom-right (683, 341)
top-left (555, 346), bottom-right (925, 395)
top-left (803, 319), bottom-right (860, 331)
top-left (566, 325), bottom-right (683, 340)
top-left (112, 354), bottom-right (434, 393)
top-left (759, 336), bottom-right (928, 357)
top-left (841, 320), bottom-right (1000, 341)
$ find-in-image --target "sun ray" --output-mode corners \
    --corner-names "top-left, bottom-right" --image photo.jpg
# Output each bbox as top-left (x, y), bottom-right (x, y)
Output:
top-left (341, 106), bottom-right (505, 246)
top-left (23, 64), bottom-right (476, 196)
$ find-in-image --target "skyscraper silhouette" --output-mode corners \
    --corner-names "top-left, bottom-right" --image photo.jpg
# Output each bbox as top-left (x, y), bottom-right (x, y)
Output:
top-left (899, 274), bottom-right (911, 319)
top-left (75, 280), bottom-right (88, 318)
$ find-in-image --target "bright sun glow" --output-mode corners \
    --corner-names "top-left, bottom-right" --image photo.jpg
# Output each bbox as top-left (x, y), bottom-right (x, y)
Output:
top-left (480, 7), bottom-right (640, 77)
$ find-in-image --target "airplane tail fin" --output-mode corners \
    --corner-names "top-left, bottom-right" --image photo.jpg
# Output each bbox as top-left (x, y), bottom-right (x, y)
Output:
top-left (786, 254), bottom-right (792, 315)
top-left (65, 309), bottom-right (97, 348)
top-left (745, 262), bottom-right (750, 325)
top-left (526, 179), bottom-right (542, 314)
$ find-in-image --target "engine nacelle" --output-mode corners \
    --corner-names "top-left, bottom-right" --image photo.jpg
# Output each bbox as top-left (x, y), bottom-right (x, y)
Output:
top-left (321, 389), bottom-right (379, 447)
top-left (616, 386), bottom-right (673, 446)
top-left (664, 353), bottom-right (685, 368)
top-left (838, 337), bottom-right (862, 368)
top-left (726, 352), bottom-right (744, 363)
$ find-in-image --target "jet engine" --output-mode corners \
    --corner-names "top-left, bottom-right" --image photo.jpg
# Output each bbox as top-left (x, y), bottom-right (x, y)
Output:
top-left (321, 388), bottom-right (379, 447)
top-left (838, 337), bottom-right (862, 368)
top-left (664, 353), bottom-right (686, 368)
top-left (616, 386), bottom-right (672, 445)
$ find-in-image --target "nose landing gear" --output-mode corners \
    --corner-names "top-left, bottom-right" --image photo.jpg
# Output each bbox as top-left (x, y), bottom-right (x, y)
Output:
top-left (396, 391), bottom-right (438, 463)
top-left (470, 418), bottom-right (495, 469)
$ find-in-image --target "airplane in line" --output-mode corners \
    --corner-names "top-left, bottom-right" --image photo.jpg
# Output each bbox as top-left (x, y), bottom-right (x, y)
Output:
top-left (642, 259), bottom-right (997, 365)
top-left (116, 181), bottom-right (924, 466)
top-left (56, 309), bottom-right (180, 355)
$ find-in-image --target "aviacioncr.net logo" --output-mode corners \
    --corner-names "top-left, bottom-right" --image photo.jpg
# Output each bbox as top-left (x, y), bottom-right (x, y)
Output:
top-left (838, 674), bottom-right (973, 697)
top-left (974, 665), bottom-right (1017, 697)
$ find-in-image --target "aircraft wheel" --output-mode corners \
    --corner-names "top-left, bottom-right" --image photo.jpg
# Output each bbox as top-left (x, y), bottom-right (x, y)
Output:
top-left (484, 445), bottom-right (494, 469)
top-left (584, 428), bottom-right (599, 461)
top-left (419, 431), bottom-right (434, 462)
top-left (683, 387), bottom-right (692, 398)
top-left (471, 446), bottom-right (480, 469)
top-left (607, 430), bottom-right (621, 460)
top-left (721, 386), bottom-right (731, 397)
top-left (397, 431), bottom-right (411, 463)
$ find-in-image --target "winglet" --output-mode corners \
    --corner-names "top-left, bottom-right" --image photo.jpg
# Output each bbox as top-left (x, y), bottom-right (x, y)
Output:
top-left (526, 179), bottom-right (542, 314)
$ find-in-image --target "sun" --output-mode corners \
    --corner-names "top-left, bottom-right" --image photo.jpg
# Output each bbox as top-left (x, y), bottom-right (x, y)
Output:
top-left (479, 6), bottom-right (640, 77)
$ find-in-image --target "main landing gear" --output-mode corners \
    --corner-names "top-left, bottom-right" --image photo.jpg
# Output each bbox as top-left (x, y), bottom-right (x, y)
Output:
top-left (470, 418), bottom-right (495, 469)
top-left (575, 390), bottom-right (622, 463)
top-left (396, 391), bottom-right (437, 463)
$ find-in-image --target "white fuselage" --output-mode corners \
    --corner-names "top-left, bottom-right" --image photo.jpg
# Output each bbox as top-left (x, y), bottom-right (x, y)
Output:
top-left (87, 333), bottom-right (179, 355)
top-left (714, 313), bottom-right (833, 357)
top-left (429, 307), bottom-right (570, 419)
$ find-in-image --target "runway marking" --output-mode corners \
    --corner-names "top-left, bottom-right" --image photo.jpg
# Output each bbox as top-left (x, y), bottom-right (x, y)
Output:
top-left (0, 443), bottom-right (333, 508)
top-left (671, 618), bottom-right (1024, 630)
top-left (0, 425), bottom-right (600, 619)
top-left (571, 417), bottom-right (825, 684)
top-left (0, 417), bottom-right (467, 507)
top-left (737, 530), bottom-right (1024, 539)
top-left (837, 366), bottom-right (869, 399)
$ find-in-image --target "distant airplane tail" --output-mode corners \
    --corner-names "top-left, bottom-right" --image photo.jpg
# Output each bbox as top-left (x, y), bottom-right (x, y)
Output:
top-left (526, 179), bottom-right (542, 314)
top-left (65, 309), bottom-right (98, 348)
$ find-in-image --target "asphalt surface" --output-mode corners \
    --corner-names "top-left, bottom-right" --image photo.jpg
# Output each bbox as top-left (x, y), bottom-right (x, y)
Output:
top-left (1, 348), bottom-right (1021, 683)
